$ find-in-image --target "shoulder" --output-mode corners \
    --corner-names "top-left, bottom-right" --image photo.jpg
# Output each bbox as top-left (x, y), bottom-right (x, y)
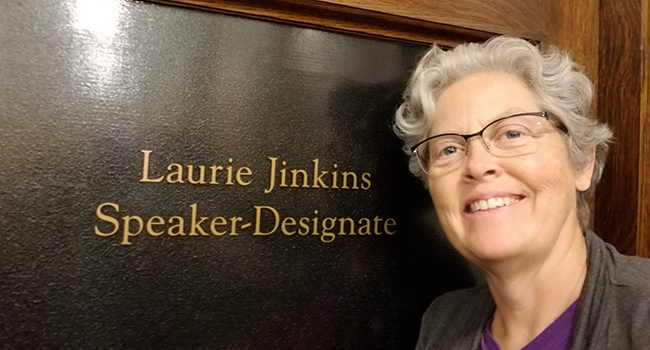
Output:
top-left (605, 246), bottom-right (650, 288)
top-left (585, 230), bottom-right (650, 288)
top-left (423, 285), bottom-right (493, 317)
top-left (416, 285), bottom-right (493, 350)
top-left (601, 238), bottom-right (650, 320)
top-left (584, 231), bottom-right (650, 341)
top-left (588, 230), bottom-right (650, 292)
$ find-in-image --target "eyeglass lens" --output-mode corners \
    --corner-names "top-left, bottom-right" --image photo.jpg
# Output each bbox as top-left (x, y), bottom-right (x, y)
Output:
top-left (415, 113), bottom-right (550, 174)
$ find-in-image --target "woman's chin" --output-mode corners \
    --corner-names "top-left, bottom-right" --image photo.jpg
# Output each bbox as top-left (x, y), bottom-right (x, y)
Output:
top-left (460, 236), bottom-right (529, 266)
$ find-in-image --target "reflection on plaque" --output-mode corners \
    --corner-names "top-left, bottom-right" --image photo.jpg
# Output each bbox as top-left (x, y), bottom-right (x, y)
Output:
top-left (0, 0), bottom-right (477, 348)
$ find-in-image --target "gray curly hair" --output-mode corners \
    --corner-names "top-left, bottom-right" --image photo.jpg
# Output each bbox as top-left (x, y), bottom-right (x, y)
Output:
top-left (393, 36), bottom-right (612, 228)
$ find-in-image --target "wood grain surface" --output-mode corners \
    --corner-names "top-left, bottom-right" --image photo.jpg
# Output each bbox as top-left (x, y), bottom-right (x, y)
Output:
top-left (148, 0), bottom-right (501, 46)
top-left (595, 0), bottom-right (643, 256)
top-left (543, 0), bottom-right (599, 102)
top-left (312, 0), bottom-right (544, 40)
top-left (638, 0), bottom-right (650, 257)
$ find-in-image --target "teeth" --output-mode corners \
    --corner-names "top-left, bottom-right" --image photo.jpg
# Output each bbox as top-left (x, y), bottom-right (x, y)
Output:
top-left (469, 197), bottom-right (520, 212)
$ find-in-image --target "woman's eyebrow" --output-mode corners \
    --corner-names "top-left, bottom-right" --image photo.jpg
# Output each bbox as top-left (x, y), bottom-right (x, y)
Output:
top-left (430, 108), bottom-right (527, 136)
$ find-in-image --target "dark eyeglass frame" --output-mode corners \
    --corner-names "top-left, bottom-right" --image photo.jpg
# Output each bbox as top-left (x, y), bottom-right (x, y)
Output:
top-left (410, 111), bottom-right (551, 156)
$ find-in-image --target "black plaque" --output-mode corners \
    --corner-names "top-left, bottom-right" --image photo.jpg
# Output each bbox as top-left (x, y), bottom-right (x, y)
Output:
top-left (0, 0), bottom-right (477, 348)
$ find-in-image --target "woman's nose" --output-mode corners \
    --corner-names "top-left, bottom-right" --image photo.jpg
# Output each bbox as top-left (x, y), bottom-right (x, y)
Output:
top-left (462, 137), bottom-right (500, 180)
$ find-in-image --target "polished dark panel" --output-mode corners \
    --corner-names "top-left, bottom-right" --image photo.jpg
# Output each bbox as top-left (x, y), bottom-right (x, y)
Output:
top-left (0, 0), bottom-right (476, 348)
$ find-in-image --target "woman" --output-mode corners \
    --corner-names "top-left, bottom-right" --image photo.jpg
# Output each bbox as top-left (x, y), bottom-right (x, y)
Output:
top-left (394, 36), bottom-right (650, 349)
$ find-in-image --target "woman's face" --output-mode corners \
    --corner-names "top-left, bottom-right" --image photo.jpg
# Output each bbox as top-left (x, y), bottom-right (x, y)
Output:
top-left (428, 72), bottom-right (593, 266)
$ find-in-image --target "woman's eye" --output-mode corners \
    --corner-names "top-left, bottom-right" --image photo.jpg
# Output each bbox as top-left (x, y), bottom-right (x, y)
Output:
top-left (505, 130), bottom-right (522, 139)
top-left (429, 137), bottom-right (464, 162)
top-left (494, 125), bottom-right (529, 141)
top-left (439, 146), bottom-right (458, 157)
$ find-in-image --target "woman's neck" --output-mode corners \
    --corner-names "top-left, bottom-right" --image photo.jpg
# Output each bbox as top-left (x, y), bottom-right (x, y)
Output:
top-left (482, 228), bottom-right (588, 350)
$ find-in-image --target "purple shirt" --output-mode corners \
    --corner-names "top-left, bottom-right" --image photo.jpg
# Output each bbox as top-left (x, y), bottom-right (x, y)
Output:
top-left (479, 299), bottom-right (579, 350)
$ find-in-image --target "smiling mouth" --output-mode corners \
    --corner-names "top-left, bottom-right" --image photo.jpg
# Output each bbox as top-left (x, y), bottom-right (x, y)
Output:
top-left (467, 196), bottom-right (522, 213)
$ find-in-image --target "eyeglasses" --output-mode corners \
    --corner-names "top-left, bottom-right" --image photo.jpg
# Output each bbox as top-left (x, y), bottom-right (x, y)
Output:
top-left (411, 112), bottom-right (558, 175)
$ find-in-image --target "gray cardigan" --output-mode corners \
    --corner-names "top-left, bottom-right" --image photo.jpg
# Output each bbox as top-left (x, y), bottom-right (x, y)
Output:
top-left (415, 230), bottom-right (650, 349)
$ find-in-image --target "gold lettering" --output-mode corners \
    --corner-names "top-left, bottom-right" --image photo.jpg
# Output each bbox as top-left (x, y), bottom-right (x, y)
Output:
top-left (384, 218), bottom-right (396, 235)
top-left (331, 164), bottom-right (339, 189)
top-left (187, 165), bottom-right (206, 185)
top-left (168, 216), bottom-right (186, 236)
top-left (281, 217), bottom-right (296, 235)
top-left (298, 217), bottom-right (310, 235)
top-left (280, 161), bottom-right (288, 187)
top-left (358, 218), bottom-right (371, 235)
top-left (140, 150), bottom-right (164, 183)
top-left (166, 164), bottom-right (185, 183)
top-left (290, 169), bottom-right (309, 188)
top-left (339, 217), bottom-right (354, 235)
top-left (312, 159), bottom-right (328, 188)
top-left (209, 165), bottom-right (223, 184)
top-left (253, 206), bottom-right (278, 235)
top-left (321, 218), bottom-right (336, 243)
top-left (95, 202), bottom-right (119, 237)
top-left (236, 167), bottom-right (253, 186)
top-left (140, 153), bottom-right (256, 187)
top-left (373, 216), bottom-right (383, 235)
top-left (122, 215), bottom-right (143, 245)
top-left (360, 173), bottom-right (371, 190)
top-left (229, 216), bottom-right (242, 235)
top-left (264, 157), bottom-right (277, 194)
top-left (188, 203), bottom-right (209, 236)
top-left (225, 158), bottom-right (235, 185)
top-left (146, 216), bottom-right (165, 236)
top-left (311, 210), bottom-right (319, 235)
top-left (210, 217), bottom-right (227, 236)
top-left (341, 171), bottom-right (358, 189)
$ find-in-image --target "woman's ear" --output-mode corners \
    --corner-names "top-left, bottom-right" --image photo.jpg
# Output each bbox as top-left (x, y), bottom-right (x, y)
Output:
top-left (576, 149), bottom-right (596, 191)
